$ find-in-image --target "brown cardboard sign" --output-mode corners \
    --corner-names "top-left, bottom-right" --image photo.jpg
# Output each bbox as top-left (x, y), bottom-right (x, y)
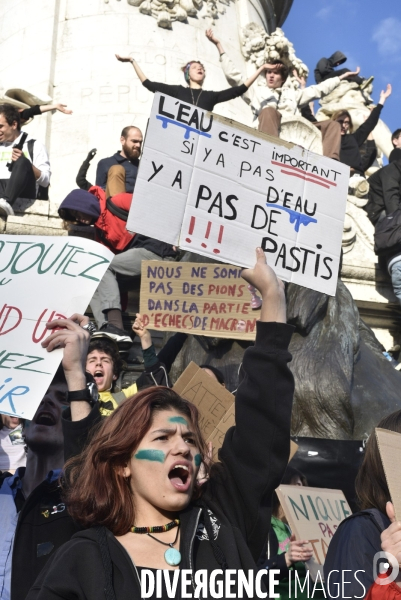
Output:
top-left (376, 428), bottom-right (401, 521)
top-left (173, 363), bottom-right (299, 462)
top-left (172, 361), bottom-right (199, 396)
top-left (173, 364), bottom-right (234, 438)
top-left (140, 260), bottom-right (261, 340)
top-left (276, 485), bottom-right (352, 567)
top-left (173, 362), bottom-right (235, 455)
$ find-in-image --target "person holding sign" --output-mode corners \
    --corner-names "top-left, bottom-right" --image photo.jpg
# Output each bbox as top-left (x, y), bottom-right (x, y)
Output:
top-left (115, 53), bottom-right (270, 111)
top-left (258, 466), bottom-right (323, 600)
top-left (324, 410), bottom-right (401, 599)
top-left (26, 248), bottom-right (295, 600)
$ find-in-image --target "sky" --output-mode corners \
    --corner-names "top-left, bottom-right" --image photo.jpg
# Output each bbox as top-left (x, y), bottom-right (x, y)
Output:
top-left (282, 0), bottom-right (401, 136)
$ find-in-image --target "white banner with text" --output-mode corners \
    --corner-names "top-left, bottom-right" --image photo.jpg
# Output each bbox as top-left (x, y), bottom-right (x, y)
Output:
top-left (127, 92), bottom-right (349, 295)
top-left (0, 235), bottom-right (113, 419)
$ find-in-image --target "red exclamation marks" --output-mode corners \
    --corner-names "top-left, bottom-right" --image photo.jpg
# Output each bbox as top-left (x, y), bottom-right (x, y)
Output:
top-left (185, 217), bottom-right (224, 253)
top-left (213, 225), bottom-right (224, 254)
top-left (201, 221), bottom-right (212, 248)
top-left (185, 216), bottom-right (196, 243)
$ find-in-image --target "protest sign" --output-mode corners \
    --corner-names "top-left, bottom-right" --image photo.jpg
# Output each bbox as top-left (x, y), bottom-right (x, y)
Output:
top-left (140, 260), bottom-right (261, 339)
top-left (173, 362), bottom-right (235, 439)
top-left (173, 362), bottom-right (299, 461)
top-left (173, 361), bottom-right (235, 458)
top-left (376, 428), bottom-right (401, 520)
top-left (127, 92), bottom-right (349, 296)
top-left (276, 485), bottom-right (351, 571)
top-left (0, 235), bottom-right (113, 420)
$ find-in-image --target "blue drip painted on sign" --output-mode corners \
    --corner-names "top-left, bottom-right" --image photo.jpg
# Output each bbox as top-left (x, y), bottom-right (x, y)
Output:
top-left (156, 115), bottom-right (212, 140)
top-left (266, 204), bottom-right (318, 232)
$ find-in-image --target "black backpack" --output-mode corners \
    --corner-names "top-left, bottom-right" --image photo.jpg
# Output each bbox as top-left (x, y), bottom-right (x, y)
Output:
top-left (374, 208), bottom-right (401, 256)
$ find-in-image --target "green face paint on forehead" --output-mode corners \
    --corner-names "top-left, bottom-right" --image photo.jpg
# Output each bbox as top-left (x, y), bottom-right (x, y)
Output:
top-left (168, 416), bottom-right (188, 426)
top-left (134, 449), bottom-right (165, 463)
top-left (194, 454), bottom-right (202, 467)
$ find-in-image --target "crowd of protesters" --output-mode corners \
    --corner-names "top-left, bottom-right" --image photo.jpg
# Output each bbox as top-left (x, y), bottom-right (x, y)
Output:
top-left (0, 28), bottom-right (401, 600)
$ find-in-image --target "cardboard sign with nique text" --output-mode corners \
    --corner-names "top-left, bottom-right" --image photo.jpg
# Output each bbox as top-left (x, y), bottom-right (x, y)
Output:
top-left (276, 484), bottom-right (352, 577)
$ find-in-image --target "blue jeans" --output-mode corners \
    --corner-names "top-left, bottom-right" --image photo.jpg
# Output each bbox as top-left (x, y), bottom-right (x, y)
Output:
top-left (389, 260), bottom-right (401, 304)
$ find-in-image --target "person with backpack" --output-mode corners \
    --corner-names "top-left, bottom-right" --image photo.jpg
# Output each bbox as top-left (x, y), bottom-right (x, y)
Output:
top-left (324, 410), bottom-right (401, 598)
top-left (58, 186), bottom-right (177, 341)
top-left (364, 157), bottom-right (401, 304)
top-left (0, 103), bottom-right (50, 216)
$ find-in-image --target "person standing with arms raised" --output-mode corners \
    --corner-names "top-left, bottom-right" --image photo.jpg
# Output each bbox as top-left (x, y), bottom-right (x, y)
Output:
top-left (116, 53), bottom-right (273, 111)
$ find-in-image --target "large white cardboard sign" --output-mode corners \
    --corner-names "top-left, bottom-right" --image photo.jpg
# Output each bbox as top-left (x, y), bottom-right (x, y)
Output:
top-left (0, 235), bottom-right (113, 420)
top-left (127, 93), bottom-right (349, 296)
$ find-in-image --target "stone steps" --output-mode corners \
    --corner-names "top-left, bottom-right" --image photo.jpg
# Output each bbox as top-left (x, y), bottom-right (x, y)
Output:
top-left (2, 199), bottom-right (67, 236)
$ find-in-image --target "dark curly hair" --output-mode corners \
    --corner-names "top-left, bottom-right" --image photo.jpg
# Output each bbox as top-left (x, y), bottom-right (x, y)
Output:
top-left (87, 338), bottom-right (124, 378)
top-left (0, 103), bottom-right (21, 129)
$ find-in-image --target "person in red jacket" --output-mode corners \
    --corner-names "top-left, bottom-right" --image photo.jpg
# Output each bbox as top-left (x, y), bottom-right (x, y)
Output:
top-left (364, 502), bottom-right (401, 599)
top-left (58, 186), bottom-right (176, 343)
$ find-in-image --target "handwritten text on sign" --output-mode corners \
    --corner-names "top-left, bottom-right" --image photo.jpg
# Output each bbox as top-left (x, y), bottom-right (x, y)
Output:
top-left (127, 93), bottom-right (349, 295)
top-left (0, 235), bottom-right (113, 419)
top-left (140, 260), bottom-right (261, 339)
top-left (276, 485), bottom-right (351, 565)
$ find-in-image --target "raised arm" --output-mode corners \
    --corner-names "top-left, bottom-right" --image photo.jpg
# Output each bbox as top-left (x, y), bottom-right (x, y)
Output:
top-left (39, 103), bottom-right (73, 115)
top-left (297, 68), bottom-right (361, 107)
top-left (204, 248), bottom-right (294, 561)
top-left (353, 84), bottom-right (392, 146)
top-left (41, 314), bottom-right (91, 422)
top-left (206, 28), bottom-right (225, 56)
top-left (206, 28), bottom-right (244, 88)
top-left (116, 54), bottom-right (147, 83)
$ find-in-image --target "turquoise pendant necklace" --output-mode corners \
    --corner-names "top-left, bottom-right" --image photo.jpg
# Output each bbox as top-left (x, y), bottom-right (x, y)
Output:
top-left (147, 525), bottom-right (181, 566)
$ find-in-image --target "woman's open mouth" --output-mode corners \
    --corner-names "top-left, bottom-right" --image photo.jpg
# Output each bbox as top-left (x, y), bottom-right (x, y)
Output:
top-left (168, 463), bottom-right (192, 492)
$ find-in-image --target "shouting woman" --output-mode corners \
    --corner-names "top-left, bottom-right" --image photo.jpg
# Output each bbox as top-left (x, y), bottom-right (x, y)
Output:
top-left (28, 248), bottom-right (294, 600)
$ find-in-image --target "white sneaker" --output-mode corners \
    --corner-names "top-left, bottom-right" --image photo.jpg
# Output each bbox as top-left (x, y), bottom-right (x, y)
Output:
top-left (0, 198), bottom-right (14, 216)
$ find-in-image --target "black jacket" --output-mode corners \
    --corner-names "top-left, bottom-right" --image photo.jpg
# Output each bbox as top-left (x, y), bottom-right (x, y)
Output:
top-left (96, 152), bottom-right (139, 193)
top-left (28, 321), bottom-right (295, 600)
top-left (340, 104), bottom-right (383, 174)
top-left (257, 524), bottom-right (289, 578)
top-left (314, 51), bottom-right (347, 83)
top-left (365, 160), bottom-right (401, 224)
top-left (142, 80), bottom-right (248, 112)
top-left (324, 509), bottom-right (390, 599)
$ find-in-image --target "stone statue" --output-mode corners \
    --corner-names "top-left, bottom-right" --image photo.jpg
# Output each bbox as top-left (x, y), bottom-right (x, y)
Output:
top-left (170, 276), bottom-right (401, 441)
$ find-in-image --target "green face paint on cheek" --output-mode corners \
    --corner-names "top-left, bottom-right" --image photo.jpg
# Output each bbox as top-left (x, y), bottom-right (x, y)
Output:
top-left (194, 454), bottom-right (202, 467)
top-left (134, 449), bottom-right (165, 463)
top-left (168, 416), bottom-right (188, 426)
